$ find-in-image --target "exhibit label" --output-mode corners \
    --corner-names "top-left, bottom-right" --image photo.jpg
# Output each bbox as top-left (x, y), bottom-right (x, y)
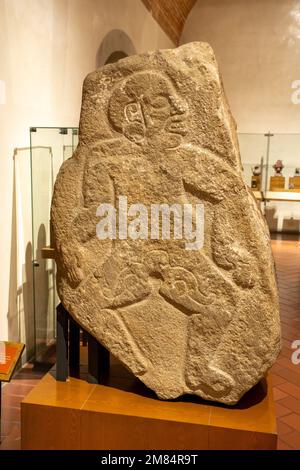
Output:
top-left (0, 341), bottom-right (25, 382)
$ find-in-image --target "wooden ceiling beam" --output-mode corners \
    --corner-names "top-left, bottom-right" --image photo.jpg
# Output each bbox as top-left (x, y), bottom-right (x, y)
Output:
top-left (142, 0), bottom-right (197, 45)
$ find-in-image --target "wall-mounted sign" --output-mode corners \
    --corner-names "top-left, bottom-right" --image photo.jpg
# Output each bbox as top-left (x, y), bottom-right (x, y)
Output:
top-left (0, 341), bottom-right (25, 382)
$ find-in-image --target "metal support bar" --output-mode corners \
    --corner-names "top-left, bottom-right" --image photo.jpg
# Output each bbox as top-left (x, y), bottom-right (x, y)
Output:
top-left (56, 303), bottom-right (69, 381)
top-left (87, 334), bottom-right (110, 384)
top-left (82, 330), bottom-right (88, 347)
top-left (56, 304), bottom-right (110, 383)
top-left (69, 316), bottom-right (80, 378)
top-left (264, 131), bottom-right (274, 215)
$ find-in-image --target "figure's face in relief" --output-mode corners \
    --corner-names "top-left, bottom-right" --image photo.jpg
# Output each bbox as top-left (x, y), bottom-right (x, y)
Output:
top-left (108, 72), bottom-right (188, 148)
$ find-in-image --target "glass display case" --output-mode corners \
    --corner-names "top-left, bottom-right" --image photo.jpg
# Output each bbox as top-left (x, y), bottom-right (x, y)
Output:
top-left (30, 127), bottom-right (78, 361)
top-left (239, 132), bottom-right (300, 234)
top-left (239, 132), bottom-right (267, 193)
top-left (264, 133), bottom-right (300, 233)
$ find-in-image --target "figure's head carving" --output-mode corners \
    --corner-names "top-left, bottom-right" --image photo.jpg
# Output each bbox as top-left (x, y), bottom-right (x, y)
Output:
top-left (108, 71), bottom-right (188, 147)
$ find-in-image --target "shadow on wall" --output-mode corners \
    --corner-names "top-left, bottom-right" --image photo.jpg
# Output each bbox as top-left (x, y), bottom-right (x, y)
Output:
top-left (265, 207), bottom-right (300, 234)
top-left (105, 50), bottom-right (128, 65)
top-left (8, 153), bottom-right (19, 345)
top-left (22, 242), bottom-right (34, 360)
top-left (8, 148), bottom-right (53, 363)
top-left (8, 149), bottom-right (34, 361)
top-left (95, 29), bottom-right (136, 68)
top-left (34, 223), bottom-right (50, 360)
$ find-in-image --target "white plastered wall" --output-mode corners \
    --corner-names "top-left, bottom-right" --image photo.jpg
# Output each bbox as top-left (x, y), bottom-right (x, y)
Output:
top-left (181, 0), bottom-right (300, 232)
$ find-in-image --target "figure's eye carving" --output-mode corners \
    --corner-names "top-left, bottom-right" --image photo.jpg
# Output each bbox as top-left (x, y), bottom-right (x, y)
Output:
top-left (128, 103), bottom-right (139, 113)
top-left (125, 102), bottom-right (143, 123)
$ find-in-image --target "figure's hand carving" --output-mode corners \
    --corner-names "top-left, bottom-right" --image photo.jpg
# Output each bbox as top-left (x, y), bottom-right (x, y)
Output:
top-left (160, 266), bottom-right (215, 313)
top-left (94, 259), bottom-right (150, 308)
top-left (59, 243), bottom-right (84, 287)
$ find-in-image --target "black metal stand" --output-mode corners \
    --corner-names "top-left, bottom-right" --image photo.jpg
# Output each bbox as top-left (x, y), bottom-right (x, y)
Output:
top-left (87, 334), bottom-right (110, 384)
top-left (69, 317), bottom-right (80, 378)
top-left (56, 303), bottom-right (68, 381)
top-left (56, 303), bottom-right (110, 383)
top-left (82, 330), bottom-right (88, 347)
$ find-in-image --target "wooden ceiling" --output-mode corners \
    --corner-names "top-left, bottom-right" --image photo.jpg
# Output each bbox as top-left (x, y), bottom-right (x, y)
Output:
top-left (141, 0), bottom-right (197, 45)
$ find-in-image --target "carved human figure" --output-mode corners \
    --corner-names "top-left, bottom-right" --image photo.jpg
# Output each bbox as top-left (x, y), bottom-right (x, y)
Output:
top-left (51, 43), bottom-right (280, 404)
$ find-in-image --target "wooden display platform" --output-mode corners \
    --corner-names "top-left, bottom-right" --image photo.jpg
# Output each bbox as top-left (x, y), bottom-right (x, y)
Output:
top-left (21, 352), bottom-right (277, 450)
top-left (41, 246), bottom-right (55, 259)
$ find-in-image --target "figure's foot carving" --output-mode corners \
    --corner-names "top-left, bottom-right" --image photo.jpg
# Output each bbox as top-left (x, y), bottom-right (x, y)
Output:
top-left (197, 366), bottom-right (235, 397)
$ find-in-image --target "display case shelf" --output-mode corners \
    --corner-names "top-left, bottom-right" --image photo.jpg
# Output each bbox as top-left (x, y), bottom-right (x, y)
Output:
top-left (265, 191), bottom-right (300, 202)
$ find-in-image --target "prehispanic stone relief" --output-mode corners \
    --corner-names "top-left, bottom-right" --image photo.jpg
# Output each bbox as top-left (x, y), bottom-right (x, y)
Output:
top-left (51, 42), bottom-right (281, 404)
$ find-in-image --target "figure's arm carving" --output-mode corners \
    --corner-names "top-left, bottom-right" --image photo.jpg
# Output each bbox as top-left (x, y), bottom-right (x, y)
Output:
top-left (51, 147), bottom-right (87, 287)
top-left (181, 148), bottom-right (244, 203)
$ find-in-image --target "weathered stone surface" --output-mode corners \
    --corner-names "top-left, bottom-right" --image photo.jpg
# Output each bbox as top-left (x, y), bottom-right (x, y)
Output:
top-left (51, 42), bottom-right (281, 405)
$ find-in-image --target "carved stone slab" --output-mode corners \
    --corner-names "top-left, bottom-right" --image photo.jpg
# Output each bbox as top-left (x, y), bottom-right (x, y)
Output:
top-left (51, 42), bottom-right (281, 405)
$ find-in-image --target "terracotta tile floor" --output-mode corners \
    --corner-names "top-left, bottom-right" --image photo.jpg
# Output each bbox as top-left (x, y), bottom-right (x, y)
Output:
top-left (0, 239), bottom-right (300, 450)
top-left (271, 239), bottom-right (300, 450)
top-left (0, 364), bottom-right (49, 450)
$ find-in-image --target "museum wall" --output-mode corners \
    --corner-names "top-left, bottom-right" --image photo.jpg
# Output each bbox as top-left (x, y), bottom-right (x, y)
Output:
top-left (181, 0), bottom-right (300, 234)
top-left (0, 0), bottom-right (173, 348)
top-left (181, 0), bottom-right (300, 134)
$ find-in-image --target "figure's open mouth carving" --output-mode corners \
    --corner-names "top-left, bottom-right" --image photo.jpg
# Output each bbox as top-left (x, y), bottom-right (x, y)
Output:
top-left (165, 117), bottom-right (187, 136)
